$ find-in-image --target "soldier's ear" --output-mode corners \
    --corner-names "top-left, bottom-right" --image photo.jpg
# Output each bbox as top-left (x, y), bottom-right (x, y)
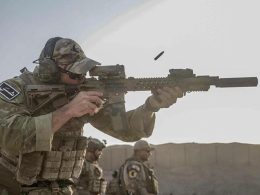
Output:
top-left (36, 37), bottom-right (63, 83)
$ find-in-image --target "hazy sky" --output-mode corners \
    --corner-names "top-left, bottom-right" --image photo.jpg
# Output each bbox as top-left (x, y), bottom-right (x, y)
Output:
top-left (1, 0), bottom-right (259, 145)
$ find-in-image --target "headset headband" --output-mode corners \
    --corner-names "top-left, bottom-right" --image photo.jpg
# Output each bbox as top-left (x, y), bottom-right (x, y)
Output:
top-left (43, 37), bottom-right (62, 59)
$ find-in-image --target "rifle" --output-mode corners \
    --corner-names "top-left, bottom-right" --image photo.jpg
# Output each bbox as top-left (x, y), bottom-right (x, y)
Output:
top-left (26, 65), bottom-right (258, 131)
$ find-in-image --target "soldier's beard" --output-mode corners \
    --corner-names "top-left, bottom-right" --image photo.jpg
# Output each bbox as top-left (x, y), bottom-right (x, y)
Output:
top-left (94, 154), bottom-right (101, 161)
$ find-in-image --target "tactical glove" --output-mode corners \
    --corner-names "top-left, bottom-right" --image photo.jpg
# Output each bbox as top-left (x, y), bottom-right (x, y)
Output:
top-left (144, 87), bottom-right (184, 112)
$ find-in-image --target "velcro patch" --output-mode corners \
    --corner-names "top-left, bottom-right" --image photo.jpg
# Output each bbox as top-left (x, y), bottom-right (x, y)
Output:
top-left (128, 170), bottom-right (138, 178)
top-left (127, 164), bottom-right (141, 178)
top-left (94, 167), bottom-right (102, 177)
top-left (0, 82), bottom-right (20, 100)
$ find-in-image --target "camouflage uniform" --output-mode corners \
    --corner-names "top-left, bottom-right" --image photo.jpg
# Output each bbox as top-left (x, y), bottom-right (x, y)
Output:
top-left (0, 163), bottom-right (20, 195)
top-left (74, 138), bottom-right (106, 195)
top-left (118, 141), bottom-right (159, 195)
top-left (0, 38), bottom-right (155, 195)
top-left (119, 157), bottom-right (158, 195)
top-left (105, 171), bottom-right (120, 195)
top-left (75, 161), bottom-right (105, 195)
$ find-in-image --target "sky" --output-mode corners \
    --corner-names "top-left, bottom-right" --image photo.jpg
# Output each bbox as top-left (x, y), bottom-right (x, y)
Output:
top-left (0, 0), bottom-right (259, 145)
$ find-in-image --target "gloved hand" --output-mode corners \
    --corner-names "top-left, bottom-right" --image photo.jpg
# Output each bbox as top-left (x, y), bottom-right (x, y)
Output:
top-left (144, 86), bottom-right (184, 112)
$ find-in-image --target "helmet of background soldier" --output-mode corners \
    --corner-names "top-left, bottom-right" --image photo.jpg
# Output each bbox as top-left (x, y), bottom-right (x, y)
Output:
top-left (133, 140), bottom-right (154, 152)
top-left (87, 138), bottom-right (106, 152)
top-left (36, 37), bottom-right (100, 83)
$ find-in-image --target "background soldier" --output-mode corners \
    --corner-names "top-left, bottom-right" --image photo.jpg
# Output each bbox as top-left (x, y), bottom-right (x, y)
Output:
top-left (74, 138), bottom-right (106, 195)
top-left (0, 37), bottom-right (183, 194)
top-left (118, 140), bottom-right (158, 195)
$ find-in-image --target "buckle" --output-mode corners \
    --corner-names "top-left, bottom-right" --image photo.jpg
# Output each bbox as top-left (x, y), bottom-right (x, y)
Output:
top-left (51, 187), bottom-right (59, 193)
top-left (51, 182), bottom-right (60, 193)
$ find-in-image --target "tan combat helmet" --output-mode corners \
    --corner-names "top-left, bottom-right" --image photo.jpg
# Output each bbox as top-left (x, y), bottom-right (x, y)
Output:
top-left (133, 140), bottom-right (155, 151)
top-left (87, 138), bottom-right (106, 152)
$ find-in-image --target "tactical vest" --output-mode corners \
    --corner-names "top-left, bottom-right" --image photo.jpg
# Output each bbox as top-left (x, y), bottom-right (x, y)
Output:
top-left (1, 71), bottom-right (87, 186)
top-left (76, 161), bottom-right (107, 194)
top-left (142, 163), bottom-right (159, 194)
top-left (105, 169), bottom-right (123, 195)
top-left (105, 177), bottom-right (121, 195)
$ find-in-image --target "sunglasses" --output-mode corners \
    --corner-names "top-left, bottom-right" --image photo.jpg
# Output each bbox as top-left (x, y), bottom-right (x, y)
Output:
top-left (59, 67), bottom-right (85, 80)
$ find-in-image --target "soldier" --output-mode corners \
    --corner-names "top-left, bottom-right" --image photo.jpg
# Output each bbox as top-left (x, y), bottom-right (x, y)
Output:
top-left (0, 37), bottom-right (183, 194)
top-left (118, 140), bottom-right (158, 195)
top-left (74, 138), bottom-right (106, 195)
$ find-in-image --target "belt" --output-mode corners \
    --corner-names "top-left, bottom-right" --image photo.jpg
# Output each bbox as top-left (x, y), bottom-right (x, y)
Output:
top-left (21, 180), bottom-right (74, 193)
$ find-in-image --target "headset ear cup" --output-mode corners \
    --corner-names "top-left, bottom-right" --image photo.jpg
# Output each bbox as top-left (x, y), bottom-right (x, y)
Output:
top-left (38, 58), bottom-right (60, 83)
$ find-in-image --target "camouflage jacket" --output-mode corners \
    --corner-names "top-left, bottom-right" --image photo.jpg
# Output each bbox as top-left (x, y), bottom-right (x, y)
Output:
top-left (0, 69), bottom-right (155, 156)
top-left (120, 157), bottom-right (159, 195)
top-left (75, 160), bottom-right (106, 195)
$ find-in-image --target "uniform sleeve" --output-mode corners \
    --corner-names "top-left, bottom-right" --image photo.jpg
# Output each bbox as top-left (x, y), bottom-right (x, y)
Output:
top-left (0, 79), bottom-right (53, 155)
top-left (123, 161), bottom-right (151, 195)
top-left (89, 104), bottom-right (156, 142)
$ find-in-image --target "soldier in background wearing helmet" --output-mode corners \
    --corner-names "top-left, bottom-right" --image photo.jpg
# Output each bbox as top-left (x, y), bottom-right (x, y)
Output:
top-left (0, 37), bottom-right (183, 194)
top-left (118, 140), bottom-right (158, 195)
top-left (74, 138), bottom-right (106, 195)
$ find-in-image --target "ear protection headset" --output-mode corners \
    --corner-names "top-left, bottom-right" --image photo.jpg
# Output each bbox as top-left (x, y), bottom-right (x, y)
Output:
top-left (37, 37), bottom-right (62, 83)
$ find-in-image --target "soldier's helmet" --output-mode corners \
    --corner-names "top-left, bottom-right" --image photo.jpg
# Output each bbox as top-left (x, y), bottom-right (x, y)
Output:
top-left (36, 37), bottom-right (100, 83)
top-left (133, 140), bottom-right (155, 151)
top-left (87, 138), bottom-right (106, 152)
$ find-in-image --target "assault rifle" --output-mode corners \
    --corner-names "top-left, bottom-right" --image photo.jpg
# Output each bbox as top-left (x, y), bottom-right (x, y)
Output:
top-left (26, 65), bottom-right (258, 131)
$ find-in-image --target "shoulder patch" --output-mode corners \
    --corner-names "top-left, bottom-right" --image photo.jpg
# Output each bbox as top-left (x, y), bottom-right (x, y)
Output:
top-left (127, 163), bottom-right (141, 179)
top-left (128, 169), bottom-right (138, 178)
top-left (0, 82), bottom-right (20, 100)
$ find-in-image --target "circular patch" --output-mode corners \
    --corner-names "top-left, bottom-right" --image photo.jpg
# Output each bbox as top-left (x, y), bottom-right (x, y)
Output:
top-left (128, 170), bottom-right (137, 178)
